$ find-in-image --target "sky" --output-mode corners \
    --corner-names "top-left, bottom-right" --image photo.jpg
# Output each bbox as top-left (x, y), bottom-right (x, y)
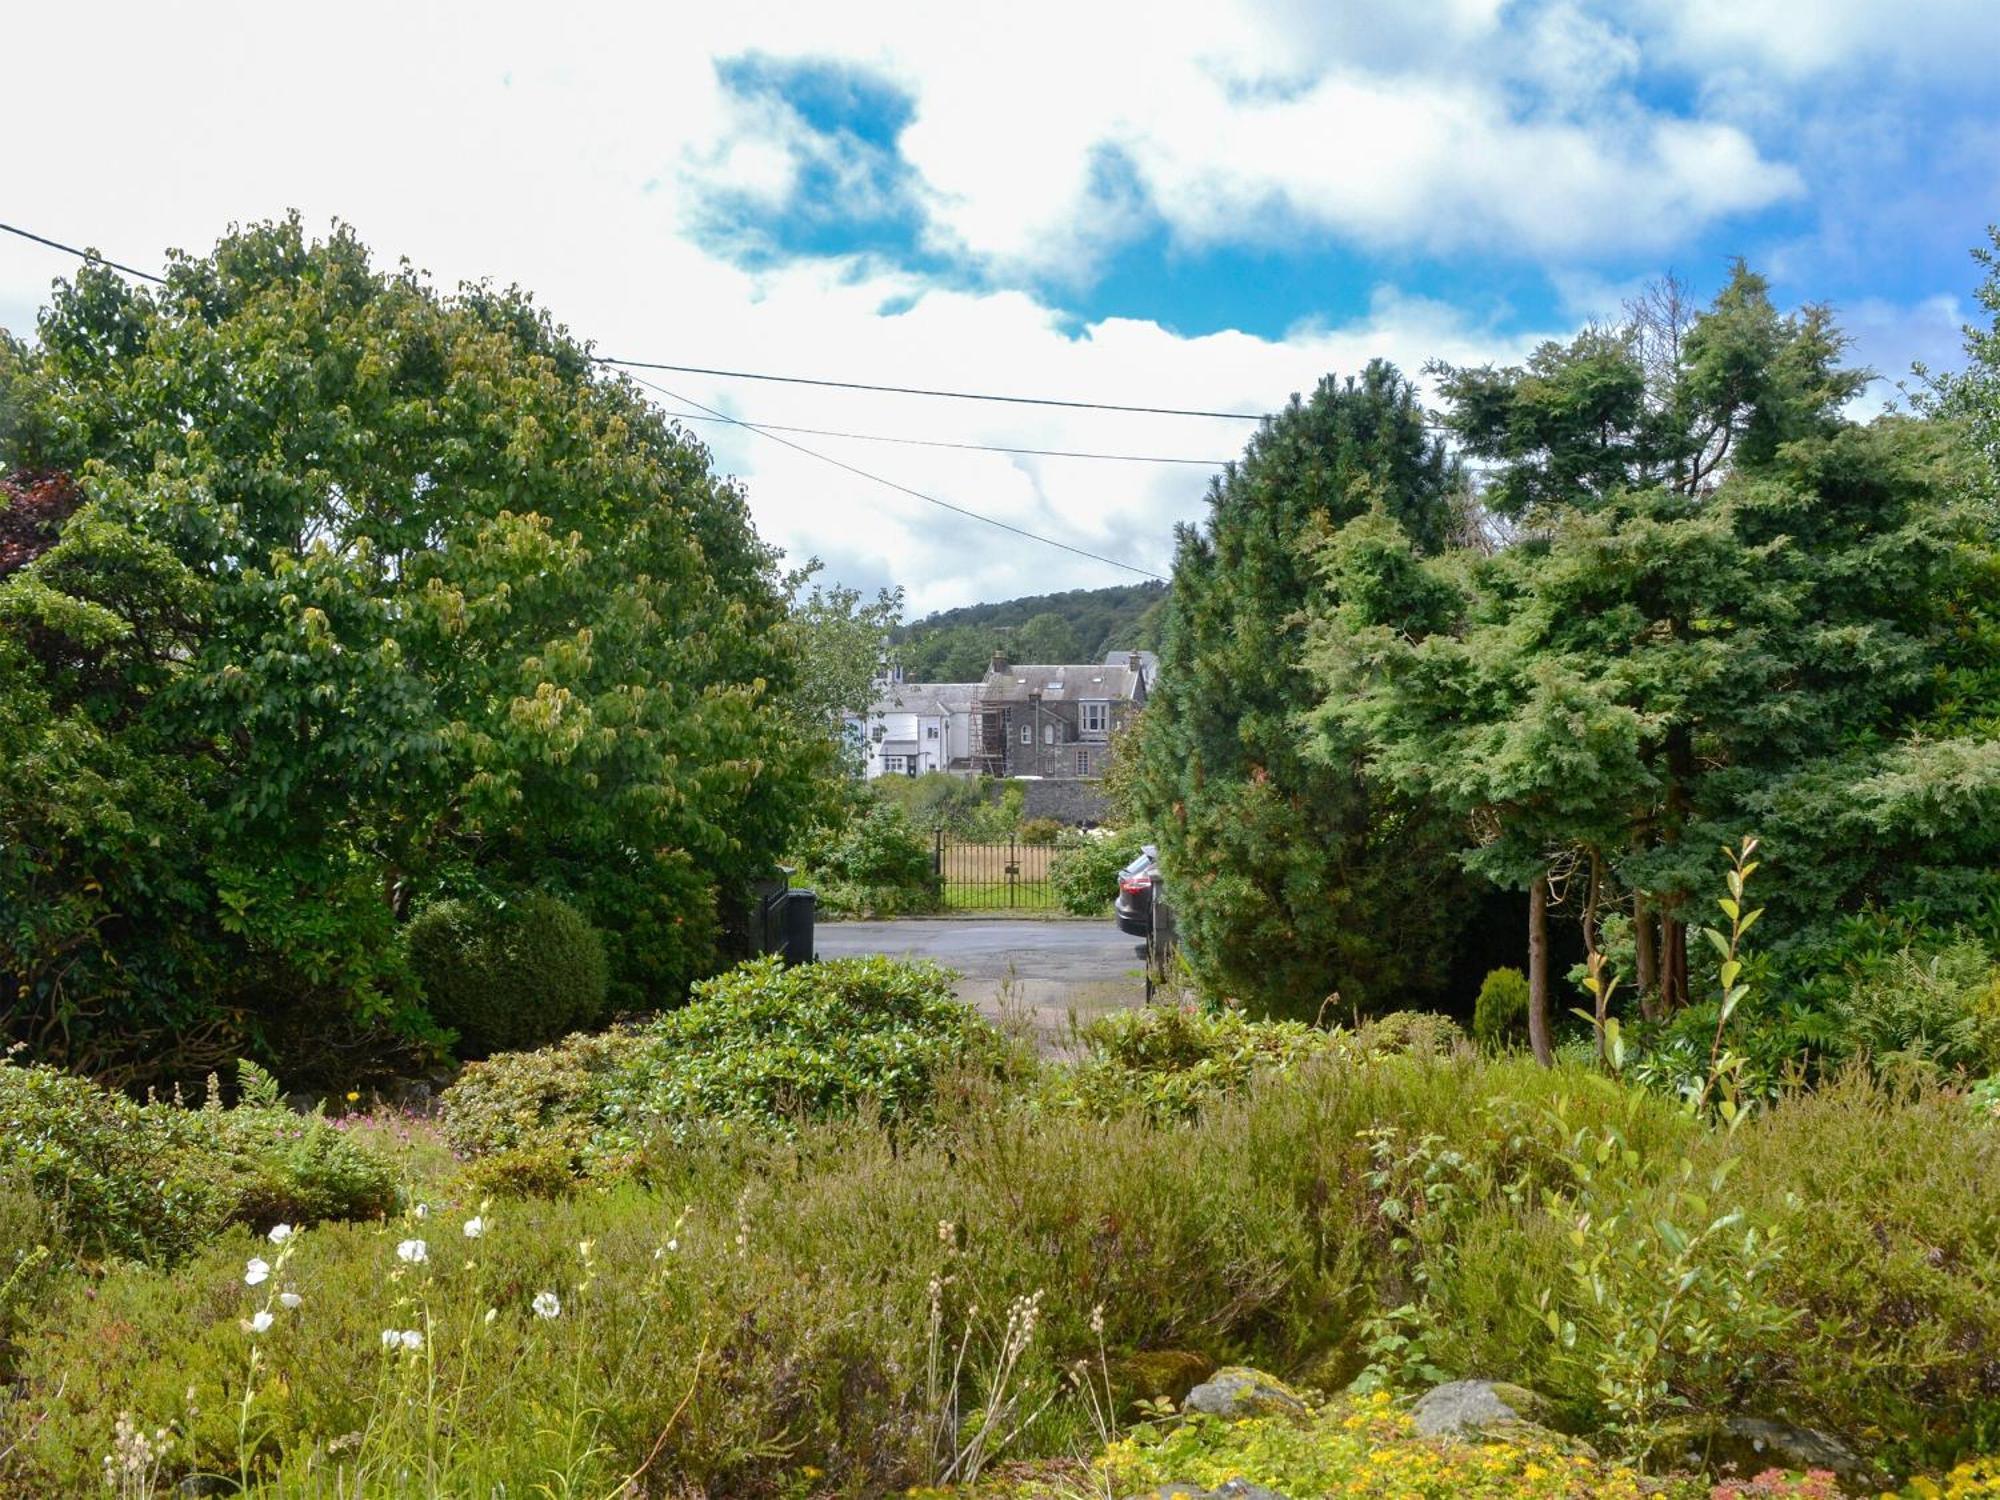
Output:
top-left (2, 1), bottom-right (1996, 616)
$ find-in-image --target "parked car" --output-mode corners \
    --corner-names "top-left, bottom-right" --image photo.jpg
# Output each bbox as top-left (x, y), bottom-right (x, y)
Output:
top-left (1114, 845), bottom-right (1159, 937)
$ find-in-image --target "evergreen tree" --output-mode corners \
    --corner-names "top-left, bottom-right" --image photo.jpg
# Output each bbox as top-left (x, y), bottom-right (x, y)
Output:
top-left (1131, 361), bottom-right (1471, 1016)
top-left (1310, 268), bottom-right (2000, 1054)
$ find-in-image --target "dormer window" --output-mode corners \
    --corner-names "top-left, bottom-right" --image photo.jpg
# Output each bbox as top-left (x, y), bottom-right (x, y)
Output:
top-left (1080, 700), bottom-right (1109, 735)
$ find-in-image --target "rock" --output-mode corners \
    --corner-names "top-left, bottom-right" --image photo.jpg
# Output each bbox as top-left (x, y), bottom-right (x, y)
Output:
top-left (175, 1475), bottom-right (239, 1497)
top-left (1113, 1349), bottom-right (1217, 1407)
top-left (1704, 1416), bottom-right (1876, 1489)
top-left (282, 1090), bottom-right (320, 1115)
top-left (1410, 1379), bottom-right (1552, 1439)
top-left (1181, 1366), bottom-right (1310, 1421)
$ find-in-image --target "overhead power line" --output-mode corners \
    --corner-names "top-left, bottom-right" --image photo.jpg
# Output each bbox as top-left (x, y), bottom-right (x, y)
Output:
top-left (594, 356), bottom-right (1268, 422)
top-left (660, 406), bottom-right (1228, 466)
top-left (629, 373), bottom-right (1169, 581)
top-left (0, 221), bottom-right (166, 284)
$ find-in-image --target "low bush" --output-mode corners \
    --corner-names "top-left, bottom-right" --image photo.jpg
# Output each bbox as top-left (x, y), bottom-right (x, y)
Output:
top-left (405, 891), bottom-right (609, 1059)
top-left (1830, 940), bottom-right (2000, 1081)
top-left (1048, 826), bottom-right (1148, 916)
top-left (1016, 816), bottom-right (1064, 845)
top-left (441, 955), bottom-right (1005, 1172)
top-left (795, 800), bottom-right (940, 916)
top-left (13, 1035), bottom-right (2000, 1492)
top-left (1473, 965), bottom-right (1530, 1052)
top-left (1100, 1392), bottom-right (1667, 1498)
top-left (0, 1060), bottom-right (396, 1265)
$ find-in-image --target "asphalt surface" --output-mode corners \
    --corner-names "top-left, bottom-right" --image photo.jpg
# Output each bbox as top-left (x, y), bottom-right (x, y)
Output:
top-left (814, 917), bottom-right (1149, 1046)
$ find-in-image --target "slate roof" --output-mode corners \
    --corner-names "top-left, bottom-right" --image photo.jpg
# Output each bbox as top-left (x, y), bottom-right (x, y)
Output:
top-left (976, 663), bottom-right (1146, 705)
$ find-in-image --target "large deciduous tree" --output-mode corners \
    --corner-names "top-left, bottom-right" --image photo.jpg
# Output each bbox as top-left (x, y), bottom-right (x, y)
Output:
top-left (1129, 361), bottom-right (1473, 1017)
top-left (0, 217), bottom-right (828, 1081)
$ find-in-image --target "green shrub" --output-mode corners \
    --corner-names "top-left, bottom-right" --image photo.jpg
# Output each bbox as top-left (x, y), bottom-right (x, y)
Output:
top-left (1048, 1003), bottom-right (1344, 1119)
top-left (796, 801), bottom-right (940, 917)
top-left (1473, 966), bottom-right (1530, 1051)
top-left (0, 1172), bottom-right (54, 1380)
top-left (1355, 1010), bottom-right (1468, 1058)
top-left (1048, 827), bottom-right (1148, 916)
top-left (14, 1054), bottom-right (2000, 1491)
top-left (1016, 816), bottom-right (1063, 845)
top-left (1830, 940), bottom-right (2000, 1081)
top-left (441, 956), bottom-right (1003, 1170)
top-left (406, 891), bottom-right (609, 1059)
top-left (438, 1028), bottom-right (634, 1164)
top-left (0, 1061), bottom-right (395, 1264)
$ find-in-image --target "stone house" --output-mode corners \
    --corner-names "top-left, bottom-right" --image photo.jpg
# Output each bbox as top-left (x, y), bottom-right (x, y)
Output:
top-left (972, 650), bottom-right (1148, 779)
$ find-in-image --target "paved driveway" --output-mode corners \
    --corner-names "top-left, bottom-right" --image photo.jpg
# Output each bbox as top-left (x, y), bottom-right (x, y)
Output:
top-left (814, 918), bottom-right (1148, 1046)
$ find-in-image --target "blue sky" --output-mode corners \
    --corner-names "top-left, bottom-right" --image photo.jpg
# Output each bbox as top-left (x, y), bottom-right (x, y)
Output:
top-left (2, 0), bottom-right (1996, 612)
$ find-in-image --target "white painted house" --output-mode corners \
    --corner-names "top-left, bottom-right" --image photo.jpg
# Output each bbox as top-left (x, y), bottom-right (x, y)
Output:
top-left (847, 680), bottom-right (982, 779)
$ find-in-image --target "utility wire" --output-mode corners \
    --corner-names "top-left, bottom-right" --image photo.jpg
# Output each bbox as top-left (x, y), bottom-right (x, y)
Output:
top-left (594, 355), bottom-right (1267, 422)
top-left (660, 406), bottom-right (1228, 466)
top-left (0, 221), bottom-right (167, 284)
top-left (629, 373), bottom-right (1169, 581)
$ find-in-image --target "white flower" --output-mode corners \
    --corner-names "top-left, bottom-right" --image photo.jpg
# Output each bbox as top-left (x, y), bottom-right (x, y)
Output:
top-left (412, 1202), bottom-right (429, 1220)
top-left (279, 1292), bottom-right (302, 1310)
top-left (246, 1310), bottom-right (274, 1334)
top-left (267, 1223), bottom-right (294, 1245)
top-left (531, 1291), bottom-right (561, 1320)
top-left (244, 1258), bottom-right (271, 1287)
top-left (462, 1216), bottom-right (484, 1240)
top-left (398, 1328), bottom-right (423, 1351)
top-left (484, 1307), bottom-right (498, 1325)
top-left (396, 1239), bottom-right (428, 1264)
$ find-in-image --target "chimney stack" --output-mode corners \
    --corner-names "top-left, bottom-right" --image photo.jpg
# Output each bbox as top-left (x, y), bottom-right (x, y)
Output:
top-left (990, 650), bottom-right (1009, 674)
top-left (1127, 651), bottom-right (1143, 672)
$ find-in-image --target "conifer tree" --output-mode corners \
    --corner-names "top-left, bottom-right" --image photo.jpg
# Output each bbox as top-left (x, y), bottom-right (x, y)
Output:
top-left (1131, 361), bottom-right (1470, 1016)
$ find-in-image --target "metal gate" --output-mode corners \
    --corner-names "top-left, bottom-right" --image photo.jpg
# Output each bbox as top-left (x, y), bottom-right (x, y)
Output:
top-left (932, 833), bottom-right (1060, 911)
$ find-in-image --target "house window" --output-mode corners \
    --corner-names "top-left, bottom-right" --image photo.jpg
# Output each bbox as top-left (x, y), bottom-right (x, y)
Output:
top-left (1043, 723), bottom-right (1056, 745)
top-left (882, 755), bottom-right (907, 774)
top-left (925, 725), bottom-right (939, 739)
top-left (1074, 749), bottom-right (1091, 775)
top-left (1081, 700), bottom-right (1108, 734)
top-left (1020, 724), bottom-right (1032, 745)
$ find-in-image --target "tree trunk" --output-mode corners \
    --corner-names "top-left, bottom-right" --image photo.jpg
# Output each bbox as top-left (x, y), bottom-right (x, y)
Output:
top-left (1527, 874), bottom-right (1553, 1066)
top-left (1634, 891), bottom-right (1660, 1021)
top-left (1661, 910), bottom-right (1688, 1011)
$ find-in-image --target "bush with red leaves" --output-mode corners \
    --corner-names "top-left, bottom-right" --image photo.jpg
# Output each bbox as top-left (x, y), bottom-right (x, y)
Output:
top-left (0, 468), bottom-right (83, 576)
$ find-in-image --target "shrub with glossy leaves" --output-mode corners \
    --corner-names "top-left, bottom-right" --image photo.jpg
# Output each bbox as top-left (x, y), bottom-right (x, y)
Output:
top-left (406, 892), bottom-right (609, 1059)
top-left (441, 956), bottom-right (1001, 1170)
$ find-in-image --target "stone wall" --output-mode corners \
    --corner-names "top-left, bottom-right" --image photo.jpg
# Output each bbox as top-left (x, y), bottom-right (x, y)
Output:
top-left (1017, 776), bottom-right (1110, 825)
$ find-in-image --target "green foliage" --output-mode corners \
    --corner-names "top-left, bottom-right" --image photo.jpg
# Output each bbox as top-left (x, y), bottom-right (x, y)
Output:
top-left (1131, 361), bottom-right (1475, 1018)
top-left (0, 217), bottom-right (828, 1082)
top-left (1310, 264), bottom-right (2000, 1028)
top-left (783, 570), bottom-right (905, 748)
top-left (0, 1060), bottom-right (393, 1264)
top-left (795, 799), bottom-right (940, 916)
top-left (1015, 816), bottom-right (1063, 845)
top-left (1829, 940), bottom-right (2000, 1081)
top-left (1474, 967), bottom-right (1530, 1051)
top-left (15, 1048), bottom-right (2000, 1490)
top-left (866, 771), bottom-right (1025, 839)
top-left (405, 892), bottom-right (609, 1059)
top-left (896, 581), bottom-right (1167, 679)
top-left (1048, 827), bottom-right (1148, 915)
top-left (441, 956), bottom-right (1000, 1170)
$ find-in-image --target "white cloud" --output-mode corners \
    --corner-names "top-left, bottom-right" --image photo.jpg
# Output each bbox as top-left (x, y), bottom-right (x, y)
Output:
top-left (677, 0), bottom-right (1800, 277)
top-left (0, 0), bottom-right (1969, 614)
